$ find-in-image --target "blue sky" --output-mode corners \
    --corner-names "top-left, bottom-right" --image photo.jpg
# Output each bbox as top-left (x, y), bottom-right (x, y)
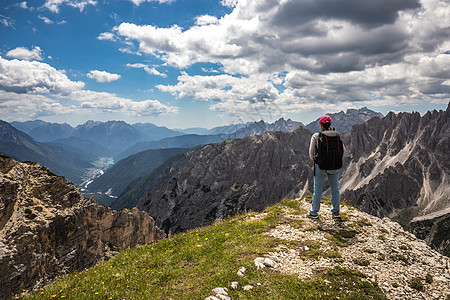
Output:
top-left (0, 0), bottom-right (449, 129)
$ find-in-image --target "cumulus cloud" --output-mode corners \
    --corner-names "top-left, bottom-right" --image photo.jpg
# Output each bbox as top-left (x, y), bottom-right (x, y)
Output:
top-left (87, 70), bottom-right (121, 82)
top-left (43, 0), bottom-right (97, 13)
top-left (104, 0), bottom-right (450, 116)
top-left (0, 56), bottom-right (177, 118)
top-left (195, 15), bottom-right (219, 26)
top-left (126, 63), bottom-right (167, 77)
top-left (6, 46), bottom-right (43, 61)
top-left (72, 90), bottom-right (178, 116)
top-left (0, 91), bottom-right (75, 118)
top-left (220, 0), bottom-right (238, 8)
top-left (97, 32), bottom-right (117, 41)
top-left (0, 56), bottom-right (83, 94)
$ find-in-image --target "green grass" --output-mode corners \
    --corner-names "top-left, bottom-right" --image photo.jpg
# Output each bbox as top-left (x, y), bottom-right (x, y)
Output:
top-left (19, 199), bottom-right (385, 300)
top-left (389, 254), bottom-right (409, 264)
top-left (409, 277), bottom-right (424, 291)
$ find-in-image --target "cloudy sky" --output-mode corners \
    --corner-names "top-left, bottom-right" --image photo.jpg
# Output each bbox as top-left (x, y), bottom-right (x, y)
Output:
top-left (1, 0), bottom-right (449, 128)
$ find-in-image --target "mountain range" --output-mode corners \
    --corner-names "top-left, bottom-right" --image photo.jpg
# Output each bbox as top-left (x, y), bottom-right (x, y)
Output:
top-left (3, 107), bottom-right (385, 205)
top-left (0, 121), bottom-right (92, 185)
top-left (113, 105), bottom-right (449, 256)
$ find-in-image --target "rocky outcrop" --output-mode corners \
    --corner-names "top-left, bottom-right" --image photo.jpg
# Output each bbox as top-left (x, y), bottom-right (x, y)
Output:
top-left (0, 156), bottom-right (165, 299)
top-left (137, 126), bottom-right (314, 234)
top-left (341, 107), bottom-right (449, 224)
top-left (407, 212), bottom-right (450, 257)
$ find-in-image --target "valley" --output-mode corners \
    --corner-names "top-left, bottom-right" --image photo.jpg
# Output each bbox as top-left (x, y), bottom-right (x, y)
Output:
top-left (80, 156), bottom-right (114, 190)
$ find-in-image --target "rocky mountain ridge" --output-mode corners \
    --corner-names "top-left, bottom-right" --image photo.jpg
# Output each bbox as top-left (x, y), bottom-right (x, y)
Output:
top-left (229, 118), bottom-right (304, 139)
top-left (305, 107), bottom-right (384, 133)
top-left (132, 105), bottom-right (449, 256)
top-left (0, 156), bottom-right (165, 299)
top-left (341, 107), bottom-right (449, 223)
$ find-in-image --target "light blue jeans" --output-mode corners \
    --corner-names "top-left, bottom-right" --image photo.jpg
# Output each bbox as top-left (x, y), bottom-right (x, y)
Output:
top-left (310, 164), bottom-right (340, 216)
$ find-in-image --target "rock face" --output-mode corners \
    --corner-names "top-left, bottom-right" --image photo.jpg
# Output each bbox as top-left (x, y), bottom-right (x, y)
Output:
top-left (0, 156), bottom-right (165, 299)
top-left (137, 126), bottom-right (314, 234)
top-left (341, 107), bottom-right (449, 224)
top-left (407, 212), bottom-right (450, 257)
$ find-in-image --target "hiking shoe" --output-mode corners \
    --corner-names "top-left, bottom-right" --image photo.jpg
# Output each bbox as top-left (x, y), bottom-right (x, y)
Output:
top-left (332, 212), bottom-right (342, 220)
top-left (307, 212), bottom-right (319, 219)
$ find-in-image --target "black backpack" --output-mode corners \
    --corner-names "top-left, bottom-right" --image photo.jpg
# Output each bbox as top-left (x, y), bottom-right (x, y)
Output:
top-left (315, 130), bottom-right (343, 170)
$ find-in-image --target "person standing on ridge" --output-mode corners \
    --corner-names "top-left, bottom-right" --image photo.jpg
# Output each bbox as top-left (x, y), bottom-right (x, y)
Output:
top-left (307, 115), bottom-right (344, 220)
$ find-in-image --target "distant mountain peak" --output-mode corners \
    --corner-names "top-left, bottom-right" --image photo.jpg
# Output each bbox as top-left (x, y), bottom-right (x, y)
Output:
top-left (229, 117), bottom-right (303, 139)
top-left (305, 107), bottom-right (383, 133)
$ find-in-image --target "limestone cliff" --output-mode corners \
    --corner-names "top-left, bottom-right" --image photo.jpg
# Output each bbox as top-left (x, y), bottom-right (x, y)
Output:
top-left (0, 156), bottom-right (165, 299)
top-left (341, 107), bottom-right (449, 223)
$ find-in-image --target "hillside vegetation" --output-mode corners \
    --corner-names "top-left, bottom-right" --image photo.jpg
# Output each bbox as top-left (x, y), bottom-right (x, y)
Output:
top-left (17, 197), bottom-right (450, 300)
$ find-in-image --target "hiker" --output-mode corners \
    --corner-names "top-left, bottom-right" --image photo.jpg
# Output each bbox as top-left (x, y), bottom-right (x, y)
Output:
top-left (307, 115), bottom-right (344, 220)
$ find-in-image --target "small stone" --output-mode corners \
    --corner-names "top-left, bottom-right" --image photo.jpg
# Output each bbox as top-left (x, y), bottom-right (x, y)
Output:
top-left (243, 285), bottom-right (253, 291)
top-left (230, 281), bottom-right (239, 289)
top-left (212, 287), bottom-right (228, 295)
top-left (304, 246), bottom-right (309, 251)
top-left (215, 294), bottom-right (230, 300)
top-left (204, 297), bottom-right (220, 300)
top-left (263, 257), bottom-right (277, 268)
top-left (237, 267), bottom-right (246, 277)
top-left (254, 257), bottom-right (265, 269)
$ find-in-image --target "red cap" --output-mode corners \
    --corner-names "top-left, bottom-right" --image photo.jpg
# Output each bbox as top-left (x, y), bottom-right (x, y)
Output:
top-left (319, 115), bottom-right (331, 124)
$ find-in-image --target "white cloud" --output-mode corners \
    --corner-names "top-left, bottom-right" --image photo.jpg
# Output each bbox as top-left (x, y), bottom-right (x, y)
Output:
top-left (43, 0), bottom-right (97, 13)
top-left (87, 70), bottom-right (121, 82)
top-left (0, 15), bottom-right (15, 28)
top-left (104, 0), bottom-right (450, 116)
top-left (0, 56), bottom-right (178, 118)
top-left (97, 32), bottom-right (117, 41)
top-left (195, 15), bottom-right (219, 26)
top-left (220, 0), bottom-right (238, 8)
top-left (0, 56), bottom-right (84, 94)
top-left (126, 63), bottom-right (167, 77)
top-left (6, 46), bottom-right (43, 61)
top-left (38, 15), bottom-right (54, 24)
top-left (20, 2), bottom-right (28, 9)
top-left (72, 90), bottom-right (178, 116)
top-left (157, 72), bottom-right (279, 104)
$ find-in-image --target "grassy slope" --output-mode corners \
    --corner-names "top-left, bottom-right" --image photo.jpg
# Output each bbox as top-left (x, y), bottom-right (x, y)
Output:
top-left (19, 198), bottom-right (384, 300)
